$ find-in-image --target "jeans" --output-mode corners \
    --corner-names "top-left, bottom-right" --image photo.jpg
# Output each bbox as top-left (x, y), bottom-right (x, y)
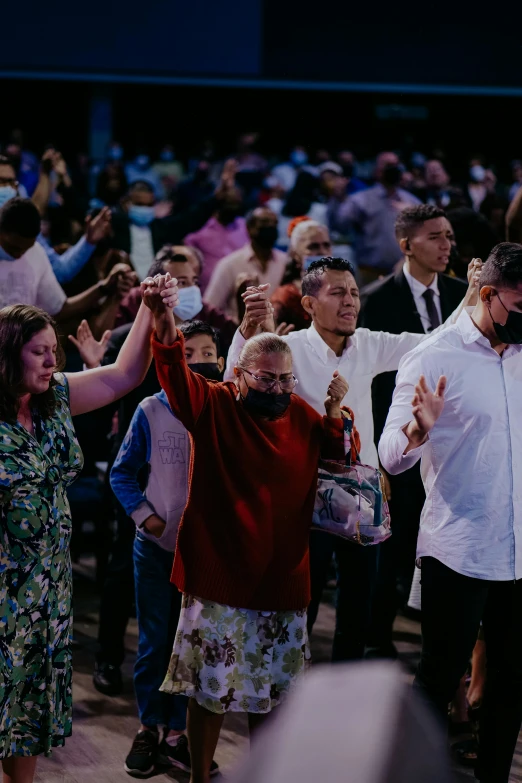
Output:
top-left (97, 511), bottom-right (136, 667)
top-left (133, 533), bottom-right (187, 731)
top-left (415, 557), bottom-right (522, 783)
top-left (307, 530), bottom-right (377, 661)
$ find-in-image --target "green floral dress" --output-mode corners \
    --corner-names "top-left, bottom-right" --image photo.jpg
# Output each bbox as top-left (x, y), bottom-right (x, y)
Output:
top-left (0, 373), bottom-right (83, 758)
top-left (161, 595), bottom-right (311, 714)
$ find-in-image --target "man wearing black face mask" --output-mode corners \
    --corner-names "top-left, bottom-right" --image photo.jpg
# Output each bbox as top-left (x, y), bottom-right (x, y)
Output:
top-left (204, 206), bottom-right (287, 319)
top-left (184, 187), bottom-right (249, 294)
top-left (379, 242), bottom-right (522, 783)
top-left (328, 151), bottom-right (420, 284)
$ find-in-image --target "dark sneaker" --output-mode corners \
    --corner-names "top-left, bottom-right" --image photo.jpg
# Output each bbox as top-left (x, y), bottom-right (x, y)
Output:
top-left (158, 734), bottom-right (220, 776)
top-left (124, 728), bottom-right (159, 777)
top-left (93, 661), bottom-right (123, 696)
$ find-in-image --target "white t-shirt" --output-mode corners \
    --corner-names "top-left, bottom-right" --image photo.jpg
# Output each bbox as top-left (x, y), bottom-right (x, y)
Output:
top-left (0, 242), bottom-right (66, 315)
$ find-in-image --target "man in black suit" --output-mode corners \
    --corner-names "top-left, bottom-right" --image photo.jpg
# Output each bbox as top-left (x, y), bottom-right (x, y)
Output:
top-left (359, 204), bottom-right (468, 657)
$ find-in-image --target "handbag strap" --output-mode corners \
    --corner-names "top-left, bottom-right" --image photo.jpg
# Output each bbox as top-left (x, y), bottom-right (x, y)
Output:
top-left (342, 410), bottom-right (361, 467)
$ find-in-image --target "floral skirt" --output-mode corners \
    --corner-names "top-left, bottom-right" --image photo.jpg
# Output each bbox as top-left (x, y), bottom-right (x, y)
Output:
top-left (160, 594), bottom-right (310, 714)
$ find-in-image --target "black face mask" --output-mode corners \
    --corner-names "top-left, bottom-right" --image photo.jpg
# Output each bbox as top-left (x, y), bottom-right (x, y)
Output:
top-left (241, 387), bottom-right (291, 419)
top-left (194, 168), bottom-right (209, 183)
top-left (254, 225), bottom-right (278, 249)
top-left (218, 206), bottom-right (242, 225)
top-left (188, 363), bottom-right (222, 381)
top-left (489, 293), bottom-right (522, 344)
top-left (381, 164), bottom-right (403, 187)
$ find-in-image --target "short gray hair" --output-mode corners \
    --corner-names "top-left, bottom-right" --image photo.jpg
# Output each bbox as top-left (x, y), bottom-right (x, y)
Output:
top-left (289, 220), bottom-right (327, 251)
top-left (237, 333), bottom-right (292, 370)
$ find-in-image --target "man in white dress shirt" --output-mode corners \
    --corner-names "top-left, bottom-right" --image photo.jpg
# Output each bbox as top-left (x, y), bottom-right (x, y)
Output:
top-left (225, 257), bottom-right (476, 662)
top-left (379, 242), bottom-right (522, 783)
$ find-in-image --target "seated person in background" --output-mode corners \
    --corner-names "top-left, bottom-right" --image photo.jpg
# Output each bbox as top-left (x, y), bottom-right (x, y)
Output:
top-left (271, 218), bottom-right (332, 331)
top-left (204, 206), bottom-right (287, 320)
top-left (115, 247), bottom-right (238, 355)
top-left (110, 161), bottom-right (237, 281)
top-left (183, 187), bottom-right (249, 294)
top-left (110, 321), bottom-right (223, 779)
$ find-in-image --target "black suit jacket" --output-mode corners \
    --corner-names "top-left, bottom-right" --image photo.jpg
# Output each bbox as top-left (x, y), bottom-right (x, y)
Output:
top-left (359, 269), bottom-right (467, 456)
top-left (109, 196), bottom-right (218, 256)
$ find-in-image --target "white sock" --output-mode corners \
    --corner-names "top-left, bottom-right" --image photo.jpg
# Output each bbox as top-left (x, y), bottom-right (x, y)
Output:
top-left (165, 733), bottom-right (184, 747)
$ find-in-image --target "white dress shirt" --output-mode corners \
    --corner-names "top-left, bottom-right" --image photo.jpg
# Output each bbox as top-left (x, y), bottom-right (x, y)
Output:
top-left (225, 324), bottom-right (435, 467)
top-left (379, 309), bottom-right (522, 581)
top-left (402, 266), bottom-right (442, 333)
top-left (130, 224), bottom-right (155, 281)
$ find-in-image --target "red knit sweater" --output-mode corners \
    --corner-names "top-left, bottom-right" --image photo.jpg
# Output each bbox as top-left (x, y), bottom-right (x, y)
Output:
top-left (152, 332), bottom-right (353, 611)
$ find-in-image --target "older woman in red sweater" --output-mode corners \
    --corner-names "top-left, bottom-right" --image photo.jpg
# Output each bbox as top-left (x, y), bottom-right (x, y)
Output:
top-left (142, 273), bottom-right (358, 783)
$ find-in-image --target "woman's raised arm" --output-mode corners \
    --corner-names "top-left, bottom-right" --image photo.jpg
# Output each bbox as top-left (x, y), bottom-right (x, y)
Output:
top-left (66, 275), bottom-right (179, 417)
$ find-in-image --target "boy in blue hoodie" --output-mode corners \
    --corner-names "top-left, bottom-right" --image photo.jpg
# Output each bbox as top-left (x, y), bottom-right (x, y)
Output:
top-left (111, 321), bottom-right (224, 778)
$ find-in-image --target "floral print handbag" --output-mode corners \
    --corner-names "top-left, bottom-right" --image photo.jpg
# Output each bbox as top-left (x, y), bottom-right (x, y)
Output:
top-left (313, 412), bottom-right (391, 546)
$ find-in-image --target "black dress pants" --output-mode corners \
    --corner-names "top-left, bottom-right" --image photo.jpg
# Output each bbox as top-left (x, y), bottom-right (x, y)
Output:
top-left (97, 510), bottom-right (136, 667)
top-left (415, 557), bottom-right (522, 783)
top-left (307, 530), bottom-right (377, 661)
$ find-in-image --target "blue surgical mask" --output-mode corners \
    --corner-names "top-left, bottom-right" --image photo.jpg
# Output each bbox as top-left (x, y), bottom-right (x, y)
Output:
top-left (470, 165), bottom-right (486, 183)
top-left (290, 149), bottom-right (308, 168)
top-left (0, 186), bottom-right (17, 209)
top-left (160, 149), bottom-right (174, 163)
top-left (136, 155), bottom-right (150, 170)
top-left (173, 285), bottom-right (203, 321)
top-left (128, 205), bottom-right (155, 226)
top-left (108, 145), bottom-right (124, 161)
top-left (303, 254), bottom-right (326, 271)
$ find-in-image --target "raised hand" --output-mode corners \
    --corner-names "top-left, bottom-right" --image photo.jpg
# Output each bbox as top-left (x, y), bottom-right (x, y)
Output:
top-left (411, 374), bottom-right (446, 436)
top-left (240, 284), bottom-right (275, 339)
top-left (467, 257), bottom-right (483, 289)
top-left (86, 206), bottom-right (112, 245)
top-left (52, 153), bottom-right (68, 179)
top-left (102, 262), bottom-right (137, 299)
top-left (215, 158), bottom-right (237, 199)
top-left (324, 370), bottom-right (349, 418)
top-left (275, 322), bottom-right (295, 336)
top-left (68, 320), bottom-right (111, 369)
top-left (141, 273), bottom-right (179, 316)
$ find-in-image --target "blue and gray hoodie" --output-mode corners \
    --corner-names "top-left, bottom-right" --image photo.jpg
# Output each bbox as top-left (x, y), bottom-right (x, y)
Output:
top-left (110, 390), bottom-right (190, 552)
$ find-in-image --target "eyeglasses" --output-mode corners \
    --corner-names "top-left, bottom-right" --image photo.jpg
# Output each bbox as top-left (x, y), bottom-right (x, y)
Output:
top-left (0, 177), bottom-right (17, 187)
top-left (242, 368), bottom-right (298, 393)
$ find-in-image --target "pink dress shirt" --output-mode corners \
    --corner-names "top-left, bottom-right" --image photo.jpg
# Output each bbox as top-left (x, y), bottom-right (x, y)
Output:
top-left (204, 243), bottom-right (288, 320)
top-left (184, 216), bottom-right (249, 293)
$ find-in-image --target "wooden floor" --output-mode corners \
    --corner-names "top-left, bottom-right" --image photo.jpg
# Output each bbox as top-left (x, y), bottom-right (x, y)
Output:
top-left (35, 565), bottom-right (522, 782)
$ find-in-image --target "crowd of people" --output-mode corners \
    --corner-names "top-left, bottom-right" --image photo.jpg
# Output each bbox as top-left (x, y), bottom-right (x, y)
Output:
top-left (1, 128), bottom-right (522, 783)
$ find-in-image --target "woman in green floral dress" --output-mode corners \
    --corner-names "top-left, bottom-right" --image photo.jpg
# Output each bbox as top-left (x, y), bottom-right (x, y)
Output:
top-left (0, 287), bottom-right (177, 782)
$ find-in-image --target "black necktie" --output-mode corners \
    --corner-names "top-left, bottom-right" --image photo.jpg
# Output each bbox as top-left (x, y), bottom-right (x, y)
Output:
top-left (422, 289), bottom-right (441, 331)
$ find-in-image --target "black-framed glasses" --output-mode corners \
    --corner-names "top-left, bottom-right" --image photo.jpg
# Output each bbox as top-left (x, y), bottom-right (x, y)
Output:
top-left (0, 176), bottom-right (18, 187)
top-left (242, 368), bottom-right (298, 393)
